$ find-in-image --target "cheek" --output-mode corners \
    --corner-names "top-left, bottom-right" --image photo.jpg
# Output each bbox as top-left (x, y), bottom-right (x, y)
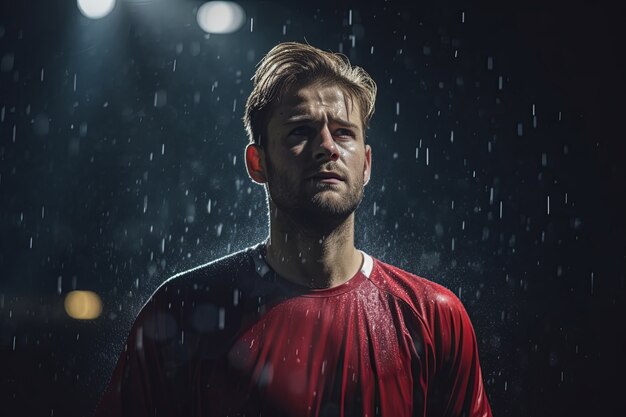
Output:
top-left (266, 151), bottom-right (301, 179)
top-left (343, 146), bottom-right (365, 166)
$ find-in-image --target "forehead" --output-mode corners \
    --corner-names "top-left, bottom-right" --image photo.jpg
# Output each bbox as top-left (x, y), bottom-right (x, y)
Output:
top-left (270, 83), bottom-right (362, 125)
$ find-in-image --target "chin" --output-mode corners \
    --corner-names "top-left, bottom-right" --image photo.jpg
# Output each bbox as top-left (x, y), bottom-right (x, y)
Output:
top-left (305, 194), bottom-right (361, 219)
top-left (267, 181), bottom-right (364, 223)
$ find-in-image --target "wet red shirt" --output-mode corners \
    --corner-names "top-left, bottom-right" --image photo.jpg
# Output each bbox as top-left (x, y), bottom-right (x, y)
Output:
top-left (95, 244), bottom-right (492, 417)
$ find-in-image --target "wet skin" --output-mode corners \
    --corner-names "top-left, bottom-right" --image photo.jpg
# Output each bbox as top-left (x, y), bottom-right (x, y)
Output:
top-left (262, 82), bottom-right (372, 224)
top-left (244, 82), bottom-right (372, 288)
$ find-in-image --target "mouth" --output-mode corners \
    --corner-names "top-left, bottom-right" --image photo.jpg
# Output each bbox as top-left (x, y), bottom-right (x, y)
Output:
top-left (306, 172), bottom-right (345, 185)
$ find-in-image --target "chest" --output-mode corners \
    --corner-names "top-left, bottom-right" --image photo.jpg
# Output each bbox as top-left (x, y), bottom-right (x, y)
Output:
top-left (194, 289), bottom-right (423, 417)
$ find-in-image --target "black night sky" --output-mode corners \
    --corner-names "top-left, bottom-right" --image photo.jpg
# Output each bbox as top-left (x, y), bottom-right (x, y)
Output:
top-left (1, 0), bottom-right (624, 416)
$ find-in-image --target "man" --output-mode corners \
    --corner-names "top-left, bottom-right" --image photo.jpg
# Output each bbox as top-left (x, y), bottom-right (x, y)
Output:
top-left (95, 42), bottom-right (492, 417)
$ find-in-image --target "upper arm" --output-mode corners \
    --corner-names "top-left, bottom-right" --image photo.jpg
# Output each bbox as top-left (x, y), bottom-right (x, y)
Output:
top-left (429, 293), bottom-right (492, 417)
top-left (94, 290), bottom-right (194, 417)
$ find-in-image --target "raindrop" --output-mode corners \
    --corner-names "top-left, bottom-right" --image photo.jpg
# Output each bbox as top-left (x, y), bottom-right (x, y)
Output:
top-left (154, 90), bottom-right (167, 108)
top-left (218, 308), bottom-right (225, 329)
top-left (1, 53), bottom-right (14, 72)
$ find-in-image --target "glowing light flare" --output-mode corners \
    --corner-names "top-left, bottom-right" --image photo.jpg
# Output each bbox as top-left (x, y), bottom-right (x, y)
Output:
top-left (64, 290), bottom-right (103, 320)
top-left (196, 1), bottom-right (246, 34)
top-left (77, 0), bottom-right (116, 20)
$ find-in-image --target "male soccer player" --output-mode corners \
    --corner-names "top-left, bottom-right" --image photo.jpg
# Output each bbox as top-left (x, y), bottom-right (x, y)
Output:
top-left (95, 42), bottom-right (492, 417)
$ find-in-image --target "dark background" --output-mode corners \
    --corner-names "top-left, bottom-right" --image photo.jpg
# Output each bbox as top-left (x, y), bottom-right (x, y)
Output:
top-left (1, 0), bottom-right (625, 416)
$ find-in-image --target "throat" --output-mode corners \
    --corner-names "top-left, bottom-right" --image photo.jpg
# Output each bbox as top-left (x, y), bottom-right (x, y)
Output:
top-left (263, 220), bottom-right (362, 289)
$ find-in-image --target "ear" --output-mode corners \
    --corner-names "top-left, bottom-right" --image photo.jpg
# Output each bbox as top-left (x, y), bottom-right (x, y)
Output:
top-left (363, 144), bottom-right (372, 186)
top-left (245, 144), bottom-right (268, 184)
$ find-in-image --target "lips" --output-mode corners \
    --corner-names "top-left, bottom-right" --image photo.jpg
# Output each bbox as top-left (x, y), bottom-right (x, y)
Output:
top-left (307, 171), bottom-right (345, 184)
top-left (307, 171), bottom-right (345, 181)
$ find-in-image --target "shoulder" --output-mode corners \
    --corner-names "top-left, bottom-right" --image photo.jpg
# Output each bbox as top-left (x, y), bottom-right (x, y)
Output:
top-left (370, 258), bottom-right (460, 307)
top-left (147, 243), bottom-right (260, 306)
top-left (130, 244), bottom-right (262, 336)
top-left (368, 258), bottom-right (469, 328)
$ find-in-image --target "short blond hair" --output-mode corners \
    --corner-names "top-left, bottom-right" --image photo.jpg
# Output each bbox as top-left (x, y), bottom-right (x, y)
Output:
top-left (243, 42), bottom-right (377, 146)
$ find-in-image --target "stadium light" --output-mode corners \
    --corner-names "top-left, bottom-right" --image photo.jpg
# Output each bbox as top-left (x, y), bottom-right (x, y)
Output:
top-left (64, 290), bottom-right (103, 320)
top-left (77, 0), bottom-right (117, 20)
top-left (197, 1), bottom-right (246, 34)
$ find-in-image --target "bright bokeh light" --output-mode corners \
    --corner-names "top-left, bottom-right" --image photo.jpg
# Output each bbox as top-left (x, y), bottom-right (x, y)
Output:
top-left (77, 0), bottom-right (116, 20)
top-left (197, 1), bottom-right (246, 34)
top-left (64, 290), bottom-right (103, 320)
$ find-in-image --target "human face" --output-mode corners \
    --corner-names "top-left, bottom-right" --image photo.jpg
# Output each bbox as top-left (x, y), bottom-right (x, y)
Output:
top-left (262, 82), bottom-right (372, 226)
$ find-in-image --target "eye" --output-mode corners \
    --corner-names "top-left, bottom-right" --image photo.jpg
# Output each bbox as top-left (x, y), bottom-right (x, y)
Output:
top-left (334, 128), bottom-right (356, 139)
top-left (288, 126), bottom-right (312, 137)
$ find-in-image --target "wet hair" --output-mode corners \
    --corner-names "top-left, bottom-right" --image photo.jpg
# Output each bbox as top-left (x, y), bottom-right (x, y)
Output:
top-left (243, 42), bottom-right (377, 147)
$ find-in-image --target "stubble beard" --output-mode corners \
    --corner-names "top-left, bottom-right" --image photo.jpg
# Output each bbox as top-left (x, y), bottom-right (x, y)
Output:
top-left (265, 161), bottom-right (365, 232)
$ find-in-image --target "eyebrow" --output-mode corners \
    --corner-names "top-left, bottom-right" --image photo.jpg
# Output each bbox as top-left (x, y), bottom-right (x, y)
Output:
top-left (282, 115), bottom-right (360, 130)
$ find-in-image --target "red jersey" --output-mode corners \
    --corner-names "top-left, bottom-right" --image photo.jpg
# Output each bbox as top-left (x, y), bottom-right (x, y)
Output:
top-left (95, 243), bottom-right (492, 417)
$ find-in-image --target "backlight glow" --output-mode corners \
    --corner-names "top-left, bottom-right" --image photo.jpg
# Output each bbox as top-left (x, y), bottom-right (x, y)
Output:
top-left (197, 1), bottom-right (245, 34)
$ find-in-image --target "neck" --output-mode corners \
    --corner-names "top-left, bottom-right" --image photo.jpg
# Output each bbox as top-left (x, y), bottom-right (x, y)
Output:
top-left (263, 203), bottom-right (363, 289)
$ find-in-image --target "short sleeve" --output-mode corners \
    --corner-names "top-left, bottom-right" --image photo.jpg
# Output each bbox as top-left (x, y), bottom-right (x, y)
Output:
top-left (429, 292), bottom-right (492, 417)
top-left (94, 289), bottom-right (193, 417)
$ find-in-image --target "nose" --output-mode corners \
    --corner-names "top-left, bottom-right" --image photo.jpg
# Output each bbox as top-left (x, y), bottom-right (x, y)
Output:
top-left (314, 126), bottom-right (339, 162)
